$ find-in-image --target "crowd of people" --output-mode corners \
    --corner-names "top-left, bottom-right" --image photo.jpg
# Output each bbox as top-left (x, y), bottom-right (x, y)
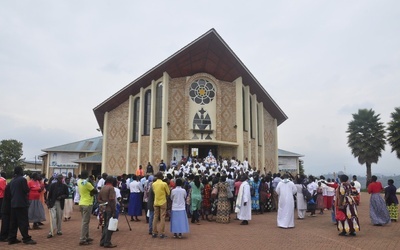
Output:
top-left (0, 152), bottom-right (399, 246)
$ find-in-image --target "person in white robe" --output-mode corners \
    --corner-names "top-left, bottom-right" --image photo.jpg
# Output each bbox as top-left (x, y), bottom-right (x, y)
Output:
top-left (235, 176), bottom-right (251, 225)
top-left (294, 178), bottom-right (307, 219)
top-left (276, 174), bottom-right (297, 228)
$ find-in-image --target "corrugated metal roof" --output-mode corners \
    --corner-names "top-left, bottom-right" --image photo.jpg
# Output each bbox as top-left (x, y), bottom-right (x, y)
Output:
top-left (278, 149), bottom-right (304, 157)
top-left (73, 153), bottom-right (102, 164)
top-left (42, 136), bottom-right (103, 153)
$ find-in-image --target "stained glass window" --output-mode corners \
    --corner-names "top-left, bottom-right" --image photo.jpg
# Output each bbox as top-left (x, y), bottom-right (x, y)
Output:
top-left (189, 79), bottom-right (215, 105)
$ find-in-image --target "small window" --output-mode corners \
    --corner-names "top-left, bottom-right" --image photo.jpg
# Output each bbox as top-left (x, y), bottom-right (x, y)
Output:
top-left (143, 90), bottom-right (151, 135)
top-left (155, 82), bottom-right (163, 128)
top-left (132, 97), bottom-right (140, 142)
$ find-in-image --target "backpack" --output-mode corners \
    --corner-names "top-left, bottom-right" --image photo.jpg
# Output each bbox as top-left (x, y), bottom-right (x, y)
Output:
top-left (302, 184), bottom-right (313, 202)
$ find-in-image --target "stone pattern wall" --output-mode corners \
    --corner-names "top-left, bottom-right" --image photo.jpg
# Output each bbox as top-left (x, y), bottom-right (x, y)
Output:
top-left (264, 109), bottom-right (277, 173)
top-left (106, 100), bottom-right (129, 175)
top-left (219, 146), bottom-right (235, 160)
top-left (168, 77), bottom-right (188, 140)
top-left (216, 80), bottom-right (237, 142)
top-left (129, 143), bottom-right (138, 174)
top-left (140, 136), bottom-right (150, 169)
top-left (152, 128), bottom-right (162, 165)
top-left (243, 131), bottom-right (249, 161)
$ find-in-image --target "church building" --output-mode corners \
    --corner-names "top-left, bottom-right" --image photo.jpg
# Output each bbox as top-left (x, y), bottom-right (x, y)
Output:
top-left (93, 29), bottom-right (288, 175)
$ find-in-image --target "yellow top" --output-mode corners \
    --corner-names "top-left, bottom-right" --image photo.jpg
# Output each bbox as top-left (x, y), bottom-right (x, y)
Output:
top-left (78, 179), bottom-right (94, 206)
top-left (152, 179), bottom-right (170, 206)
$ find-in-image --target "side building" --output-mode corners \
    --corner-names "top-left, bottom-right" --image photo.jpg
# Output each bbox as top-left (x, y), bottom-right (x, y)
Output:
top-left (41, 136), bottom-right (102, 177)
top-left (93, 29), bottom-right (288, 176)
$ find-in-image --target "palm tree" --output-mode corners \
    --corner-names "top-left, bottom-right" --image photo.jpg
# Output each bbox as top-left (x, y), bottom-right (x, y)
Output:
top-left (387, 107), bottom-right (400, 159)
top-left (346, 109), bottom-right (386, 186)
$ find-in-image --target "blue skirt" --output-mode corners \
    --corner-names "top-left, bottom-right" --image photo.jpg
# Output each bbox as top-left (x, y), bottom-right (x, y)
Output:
top-left (128, 193), bottom-right (142, 216)
top-left (170, 210), bottom-right (189, 233)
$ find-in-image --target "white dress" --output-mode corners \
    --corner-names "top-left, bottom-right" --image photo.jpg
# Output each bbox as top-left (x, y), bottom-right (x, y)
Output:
top-left (276, 179), bottom-right (297, 228)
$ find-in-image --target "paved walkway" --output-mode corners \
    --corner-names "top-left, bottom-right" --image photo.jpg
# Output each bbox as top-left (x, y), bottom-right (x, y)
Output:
top-left (1, 192), bottom-right (399, 250)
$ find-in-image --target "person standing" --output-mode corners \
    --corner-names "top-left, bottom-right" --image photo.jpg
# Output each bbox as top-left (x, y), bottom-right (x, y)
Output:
top-left (190, 175), bottom-right (203, 225)
top-left (146, 162), bottom-right (154, 175)
top-left (28, 173), bottom-right (46, 229)
top-left (235, 175), bottom-right (251, 225)
top-left (276, 174), bottom-right (297, 228)
top-left (336, 174), bottom-right (360, 236)
top-left (47, 174), bottom-right (69, 238)
top-left (215, 175), bottom-right (230, 224)
top-left (152, 172), bottom-right (170, 238)
top-left (271, 173), bottom-right (282, 211)
top-left (307, 176), bottom-right (318, 217)
top-left (368, 175), bottom-right (390, 226)
top-left (63, 177), bottom-right (75, 221)
top-left (295, 177), bottom-right (307, 219)
top-left (0, 172), bottom-right (7, 220)
top-left (128, 174), bottom-right (143, 222)
top-left (159, 160), bottom-right (167, 172)
top-left (170, 178), bottom-right (189, 239)
top-left (0, 178), bottom-right (10, 242)
top-left (98, 176), bottom-right (117, 248)
top-left (78, 170), bottom-right (97, 245)
top-left (352, 175), bottom-right (361, 205)
top-left (8, 166), bottom-right (36, 245)
top-left (385, 179), bottom-right (399, 222)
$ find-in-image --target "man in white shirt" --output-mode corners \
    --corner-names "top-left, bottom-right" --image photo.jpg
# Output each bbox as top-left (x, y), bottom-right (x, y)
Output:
top-left (97, 173), bottom-right (108, 190)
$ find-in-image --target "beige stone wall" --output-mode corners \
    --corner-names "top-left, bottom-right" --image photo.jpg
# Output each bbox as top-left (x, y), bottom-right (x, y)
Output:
top-left (243, 131), bottom-right (249, 161)
top-left (152, 128), bottom-right (162, 166)
top-left (105, 100), bottom-right (129, 175)
top-left (251, 139), bottom-right (256, 169)
top-left (168, 77), bottom-right (188, 140)
top-left (216, 80), bottom-right (236, 142)
top-left (129, 143), bottom-right (138, 174)
top-left (264, 109), bottom-right (277, 173)
top-left (219, 146), bottom-right (236, 160)
top-left (258, 146), bottom-right (263, 172)
top-left (140, 136), bottom-right (150, 169)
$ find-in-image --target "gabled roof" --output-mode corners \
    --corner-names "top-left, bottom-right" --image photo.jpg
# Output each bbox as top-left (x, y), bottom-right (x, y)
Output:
top-left (93, 28), bottom-right (287, 131)
top-left (42, 136), bottom-right (103, 153)
top-left (278, 149), bottom-right (304, 157)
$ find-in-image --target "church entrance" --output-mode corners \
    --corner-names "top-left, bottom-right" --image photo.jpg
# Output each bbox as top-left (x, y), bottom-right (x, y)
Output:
top-left (189, 145), bottom-right (218, 160)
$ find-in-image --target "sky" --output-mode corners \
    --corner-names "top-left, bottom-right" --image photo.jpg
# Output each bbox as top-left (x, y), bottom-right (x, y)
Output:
top-left (1, 1), bottom-right (399, 177)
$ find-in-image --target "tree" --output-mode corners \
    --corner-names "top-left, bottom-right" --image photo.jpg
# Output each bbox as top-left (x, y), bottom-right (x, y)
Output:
top-left (0, 139), bottom-right (24, 175)
top-left (387, 107), bottom-right (400, 159)
top-left (346, 109), bottom-right (386, 187)
top-left (298, 159), bottom-right (305, 176)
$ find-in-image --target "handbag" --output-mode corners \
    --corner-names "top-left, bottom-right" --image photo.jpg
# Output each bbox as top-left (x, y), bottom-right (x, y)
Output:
top-left (108, 218), bottom-right (118, 231)
top-left (335, 210), bottom-right (346, 221)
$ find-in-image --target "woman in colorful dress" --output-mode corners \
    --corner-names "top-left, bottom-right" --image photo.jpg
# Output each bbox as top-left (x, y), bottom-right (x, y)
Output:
top-left (215, 176), bottom-right (230, 223)
top-left (368, 175), bottom-right (390, 226)
top-left (190, 175), bottom-right (203, 224)
top-left (385, 179), bottom-right (398, 222)
top-left (259, 176), bottom-right (268, 214)
top-left (201, 178), bottom-right (212, 221)
top-left (250, 175), bottom-right (260, 213)
top-left (335, 174), bottom-right (360, 236)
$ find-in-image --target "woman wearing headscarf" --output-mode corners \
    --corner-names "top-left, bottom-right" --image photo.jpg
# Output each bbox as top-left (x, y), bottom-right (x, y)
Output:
top-left (368, 175), bottom-right (390, 226)
top-left (385, 179), bottom-right (399, 222)
top-left (190, 175), bottom-right (203, 224)
top-left (335, 175), bottom-right (360, 236)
